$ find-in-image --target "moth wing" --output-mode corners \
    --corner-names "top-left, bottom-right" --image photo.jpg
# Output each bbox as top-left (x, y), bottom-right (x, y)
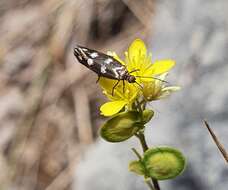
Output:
top-left (74, 45), bottom-right (126, 80)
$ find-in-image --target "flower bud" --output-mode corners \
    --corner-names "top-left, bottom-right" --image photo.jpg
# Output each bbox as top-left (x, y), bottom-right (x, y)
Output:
top-left (143, 81), bottom-right (162, 101)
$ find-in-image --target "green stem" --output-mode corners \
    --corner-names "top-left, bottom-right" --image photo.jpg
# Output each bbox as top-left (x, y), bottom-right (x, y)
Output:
top-left (137, 99), bottom-right (147, 113)
top-left (136, 99), bottom-right (143, 113)
top-left (136, 131), bottom-right (161, 190)
top-left (131, 148), bottom-right (155, 190)
top-left (136, 131), bottom-right (148, 152)
top-left (131, 148), bottom-right (142, 160)
top-left (145, 180), bottom-right (156, 190)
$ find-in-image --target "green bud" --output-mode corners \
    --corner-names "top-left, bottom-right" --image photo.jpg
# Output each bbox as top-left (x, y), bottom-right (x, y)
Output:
top-left (129, 160), bottom-right (145, 176)
top-left (100, 111), bottom-right (143, 142)
top-left (142, 109), bottom-right (154, 124)
top-left (143, 146), bottom-right (186, 180)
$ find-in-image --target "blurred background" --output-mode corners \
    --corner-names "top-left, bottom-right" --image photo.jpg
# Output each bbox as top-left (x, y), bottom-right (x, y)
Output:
top-left (0, 0), bottom-right (227, 190)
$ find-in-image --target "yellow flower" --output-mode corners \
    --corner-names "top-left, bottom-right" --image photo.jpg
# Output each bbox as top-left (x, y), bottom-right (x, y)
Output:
top-left (99, 78), bottom-right (140, 116)
top-left (143, 73), bottom-right (180, 101)
top-left (99, 38), bottom-right (179, 116)
top-left (125, 39), bottom-right (175, 82)
top-left (124, 39), bottom-right (180, 100)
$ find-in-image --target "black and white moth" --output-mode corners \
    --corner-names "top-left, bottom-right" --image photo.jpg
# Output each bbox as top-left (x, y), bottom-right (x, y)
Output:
top-left (74, 45), bottom-right (166, 95)
top-left (74, 45), bottom-right (138, 95)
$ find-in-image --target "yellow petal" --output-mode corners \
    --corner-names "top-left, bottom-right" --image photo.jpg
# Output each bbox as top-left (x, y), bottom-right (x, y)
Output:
top-left (99, 78), bottom-right (123, 100)
top-left (128, 39), bottom-right (147, 63)
top-left (145, 60), bottom-right (175, 76)
top-left (100, 101), bottom-right (127, 116)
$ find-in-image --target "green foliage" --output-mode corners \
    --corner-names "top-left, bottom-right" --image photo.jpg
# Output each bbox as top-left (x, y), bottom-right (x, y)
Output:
top-left (100, 111), bottom-right (143, 142)
top-left (143, 147), bottom-right (186, 180)
top-left (129, 146), bottom-right (186, 180)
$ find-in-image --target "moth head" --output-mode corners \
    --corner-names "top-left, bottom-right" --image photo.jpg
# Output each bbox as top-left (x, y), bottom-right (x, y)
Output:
top-left (127, 75), bottom-right (136, 83)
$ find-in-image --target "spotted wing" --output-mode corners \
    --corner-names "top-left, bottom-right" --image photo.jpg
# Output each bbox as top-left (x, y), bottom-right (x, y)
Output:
top-left (74, 45), bottom-right (126, 80)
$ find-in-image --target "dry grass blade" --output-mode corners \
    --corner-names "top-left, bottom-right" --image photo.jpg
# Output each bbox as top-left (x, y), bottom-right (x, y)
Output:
top-left (121, 0), bottom-right (155, 28)
top-left (203, 120), bottom-right (228, 163)
top-left (73, 85), bottom-right (93, 145)
top-left (0, 0), bottom-right (152, 189)
top-left (45, 156), bottom-right (79, 190)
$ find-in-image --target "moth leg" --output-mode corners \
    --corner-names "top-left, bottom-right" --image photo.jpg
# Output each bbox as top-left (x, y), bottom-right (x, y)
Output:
top-left (96, 75), bottom-right (101, 83)
top-left (112, 80), bottom-right (120, 96)
top-left (122, 80), bottom-right (125, 93)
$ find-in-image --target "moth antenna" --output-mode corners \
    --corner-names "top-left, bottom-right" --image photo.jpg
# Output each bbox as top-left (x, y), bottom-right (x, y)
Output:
top-left (134, 81), bottom-right (143, 90)
top-left (129, 69), bottom-right (140, 74)
top-left (134, 76), bottom-right (168, 83)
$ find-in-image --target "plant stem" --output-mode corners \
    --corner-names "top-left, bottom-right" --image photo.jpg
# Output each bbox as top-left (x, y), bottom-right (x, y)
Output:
top-left (145, 180), bottom-right (156, 190)
top-left (136, 131), bottom-right (161, 190)
top-left (131, 148), bottom-right (142, 160)
top-left (131, 148), bottom-right (155, 190)
top-left (136, 131), bottom-right (148, 152)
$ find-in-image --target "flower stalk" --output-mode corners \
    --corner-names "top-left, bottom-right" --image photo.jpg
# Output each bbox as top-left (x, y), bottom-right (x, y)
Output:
top-left (136, 131), bottom-right (161, 190)
top-left (98, 39), bottom-right (186, 190)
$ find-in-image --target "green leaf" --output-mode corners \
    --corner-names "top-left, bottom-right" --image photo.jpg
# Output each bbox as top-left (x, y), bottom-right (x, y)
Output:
top-left (142, 109), bottom-right (154, 124)
top-left (143, 146), bottom-right (186, 180)
top-left (129, 160), bottom-right (145, 176)
top-left (100, 111), bottom-right (143, 142)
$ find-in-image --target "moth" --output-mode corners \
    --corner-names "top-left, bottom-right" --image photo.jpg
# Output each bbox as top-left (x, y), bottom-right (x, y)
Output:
top-left (74, 45), bottom-right (165, 95)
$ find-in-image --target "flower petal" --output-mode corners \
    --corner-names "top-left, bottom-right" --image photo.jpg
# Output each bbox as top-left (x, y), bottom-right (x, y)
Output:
top-left (157, 86), bottom-right (181, 99)
top-left (128, 39), bottom-right (147, 64)
top-left (99, 78), bottom-right (123, 100)
top-left (100, 101), bottom-right (127, 116)
top-left (145, 60), bottom-right (175, 76)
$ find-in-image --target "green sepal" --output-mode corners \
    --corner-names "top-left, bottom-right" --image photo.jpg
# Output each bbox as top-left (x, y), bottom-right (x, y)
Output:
top-left (142, 109), bottom-right (154, 124)
top-left (100, 111), bottom-right (143, 142)
top-left (143, 146), bottom-right (186, 180)
top-left (128, 160), bottom-right (145, 176)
